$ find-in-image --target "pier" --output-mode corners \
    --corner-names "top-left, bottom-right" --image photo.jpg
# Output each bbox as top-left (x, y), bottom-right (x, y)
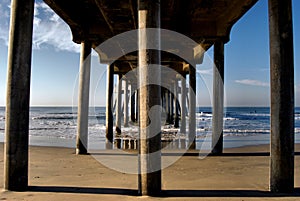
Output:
top-left (3, 0), bottom-right (295, 196)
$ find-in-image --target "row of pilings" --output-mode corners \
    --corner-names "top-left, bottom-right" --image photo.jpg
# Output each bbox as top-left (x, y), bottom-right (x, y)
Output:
top-left (111, 78), bottom-right (186, 130)
top-left (3, 0), bottom-right (295, 196)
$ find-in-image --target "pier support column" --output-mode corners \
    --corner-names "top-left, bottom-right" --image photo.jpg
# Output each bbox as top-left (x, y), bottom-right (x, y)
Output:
top-left (136, 90), bottom-right (139, 123)
top-left (138, 0), bottom-right (161, 196)
top-left (4, 0), bottom-right (34, 191)
top-left (170, 88), bottom-right (174, 124)
top-left (116, 74), bottom-right (122, 134)
top-left (269, 0), bottom-right (294, 193)
top-left (180, 74), bottom-right (186, 134)
top-left (124, 79), bottom-right (129, 127)
top-left (131, 85), bottom-right (136, 122)
top-left (174, 79), bottom-right (179, 128)
top-left (189, 65), bottom-right (196, 149)
top-left (106, 65), bottom-right (114, 148)
top-left (165, 90), bottom-right (170, 124)
top-left (211, 40), bottom-right (224, 155)
top-left (76, 41), bottom-right (92, 155)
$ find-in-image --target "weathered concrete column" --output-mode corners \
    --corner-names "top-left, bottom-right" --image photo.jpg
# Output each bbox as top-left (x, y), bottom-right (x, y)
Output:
top-left (170, 89), bottom-right (174, 124)
top-left (136, 89), bottom-right (139, 123)
top-left (138, 0), bottom-right (161, 196)
top-left (189, 65), bottom-right (196, 149)
top-left (211, 40), bottom-right (224, 155)
top-left (165, 90), bottom-right (170, 124)
top-left (269, 0), bottom-right (294, 193)
top-left (106, 65), bottom-right (114, 148)
top-left (161, 89), bottom-right (165, 111)
top-left (174, 79), bottom-right (179, 128)
top-left (76, 41), bottom-right (92, 155)
top-left (116, 74), bottom-right (122, 134)
top-left (123, 79), bottom-right (129, 127)
top-left (131, 86), bottom-right (136, 122)
top-left (4, 0), bottom-right (34, 191)
top-left (180, 74), bottom-right (186, 134)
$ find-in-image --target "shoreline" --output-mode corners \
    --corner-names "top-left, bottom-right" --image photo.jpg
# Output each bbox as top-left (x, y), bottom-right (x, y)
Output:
top-left (1, 132), bottom-right (300, 151)
top-left (0, 143), bottom-right (300, 200)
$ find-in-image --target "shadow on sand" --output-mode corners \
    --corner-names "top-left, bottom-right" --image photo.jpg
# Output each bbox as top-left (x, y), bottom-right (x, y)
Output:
top-left (87, 152), bottom-right (300, 157)
top-left (28, 152), bottom-right (300, 197)
top-left (29, 186), bottom-right (300, 197)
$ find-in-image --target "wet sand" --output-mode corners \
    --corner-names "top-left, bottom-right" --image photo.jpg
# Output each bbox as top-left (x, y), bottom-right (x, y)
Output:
top-left (0, 143), bottom-right (300, 201)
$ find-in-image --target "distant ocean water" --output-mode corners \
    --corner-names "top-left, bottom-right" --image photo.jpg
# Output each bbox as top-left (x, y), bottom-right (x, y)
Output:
top-left (0, 107), bottom-right (299, 149)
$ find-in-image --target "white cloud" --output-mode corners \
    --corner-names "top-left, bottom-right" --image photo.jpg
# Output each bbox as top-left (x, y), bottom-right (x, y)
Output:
top-left (0, 0), bottom-right (10, 45)
top-left (197, 69), bottom-right (213, 75)
top-left (235, 79), bottom-right (270, 87)
top-left (0, 1), bottom-right (80, 53)
top-left (32, 2), bottom-right (80, 52)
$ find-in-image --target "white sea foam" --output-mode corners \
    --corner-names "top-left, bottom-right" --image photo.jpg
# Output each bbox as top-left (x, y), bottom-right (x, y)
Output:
top-left (1, 107), bottom-right (300, 147)
top-left (241, 113), bottom-right (270, 117)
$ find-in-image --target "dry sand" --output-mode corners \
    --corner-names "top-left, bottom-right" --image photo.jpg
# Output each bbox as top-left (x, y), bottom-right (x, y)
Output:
top-left (0, 143), bottom-right (300, 201)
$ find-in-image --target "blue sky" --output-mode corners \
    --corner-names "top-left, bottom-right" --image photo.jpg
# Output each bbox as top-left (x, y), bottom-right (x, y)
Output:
top-left (0, 0), bottom-right (299, 107)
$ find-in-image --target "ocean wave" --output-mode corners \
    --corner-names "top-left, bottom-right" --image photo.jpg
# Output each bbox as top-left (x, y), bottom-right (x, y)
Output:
top-left (196, 112), bottom-right (212, 117)
top-left (196, 117), bottom-right (239, 121)
top-left (31, 115), bottom-right (105, 120)
top-left (223, 129), bottom-right (270, 134)
top-left (196, 117), bottom-right (212, 121)
top-left (46, 112), bottom-right (77, 115)
top-left (32, 116), bottom-right (76, 120)
top-left (29, 133), bottom-right (76, 139)
top-left (241, 113), bottom-right (270, 117)
top-left (223, 133), bottom-right (259, 137)
top-left (224, 117), bottom-right (239, 121)
top-left (89, 124), bottom-right (107, 130)
top-left (30, 127), bottom-right (59, 130)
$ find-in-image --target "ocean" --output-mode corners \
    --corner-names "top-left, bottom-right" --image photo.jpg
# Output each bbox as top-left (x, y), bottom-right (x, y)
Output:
top-left (0, 107), bottom-right (299, 150)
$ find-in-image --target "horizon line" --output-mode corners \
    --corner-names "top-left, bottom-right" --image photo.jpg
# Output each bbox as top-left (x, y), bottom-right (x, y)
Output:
top-left (0, 105), bottom-right (300, 108)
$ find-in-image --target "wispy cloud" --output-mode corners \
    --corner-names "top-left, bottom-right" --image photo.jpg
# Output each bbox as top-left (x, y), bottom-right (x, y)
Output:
top-left (0, 0), bottom-right (10, 45)
top-left (235, 79), bottom-right (270, 87)
top-left (197, 69), bottom-right (213, 75)
top-left (0, 1), bottom-right (80, 53)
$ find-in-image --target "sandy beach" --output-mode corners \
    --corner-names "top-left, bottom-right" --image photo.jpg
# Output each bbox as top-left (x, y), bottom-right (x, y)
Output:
top-left (0, 143), bottom-right (299, 201)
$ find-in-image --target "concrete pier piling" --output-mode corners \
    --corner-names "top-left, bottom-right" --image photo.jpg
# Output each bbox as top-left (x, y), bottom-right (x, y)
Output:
top-left (123, 79), bottom-right (129, 127)
top-left (138, 0), bottom-right (161, 196)
top-left (4, 0), bottom-right (34, 191)
top-left (211, 40), bottom-right (224, 155)
top-left (114, 138), bottom-right (122, 149)
top-left (76, 41), bottom-right (92, 155)
top-left (165, 90), bottom-right (171, 124)
top-left (188, 65), bottom-right (196, 149)
top-left (180, 74), bottom-right (187, 134)
top-left (174, 80), bottom-right (180, 128)
top-left (123, 139), bottom-right (130, 149)
top-left (268, 0), bottom-right (295, 193)
top-left (135, 90), bottom-right (139, 123)
top-left (130, 139), bottom-right (135, 149)
top-left (106, 65), bottom-right (114, 149)
top-left (116, 74), bottom-right (122, 134)
top-left (170, 90), bottom-right (174, 124)
top-left (130, 90), bottom-right (136, 122)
